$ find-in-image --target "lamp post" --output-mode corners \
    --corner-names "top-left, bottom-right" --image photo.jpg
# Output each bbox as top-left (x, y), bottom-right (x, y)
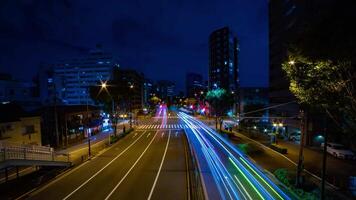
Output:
top-left (129, 84), bottom-right (134, 128)
top-left (86, 87), bottom-right (91, 158)
top-left (100, 82), bottom-right (115, 144)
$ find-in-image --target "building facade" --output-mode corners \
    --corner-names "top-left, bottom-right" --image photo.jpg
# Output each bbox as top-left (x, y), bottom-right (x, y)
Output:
top-left (0, 73), bottom-right (40, 111)
top-left (208, 27), bottom-right (239, 93)
top-left (156, 80), bottom-right (175, 102)
top-left (239, 87), bottom-right (269, 121)
top-left (0, 103), bottom-right (42, 146)
top-left (49, 46), bottom-right (118, 105)
top-left (113, 69), bottom-right (144, 111)
top-left (186, 73), bottom-right (205, 98)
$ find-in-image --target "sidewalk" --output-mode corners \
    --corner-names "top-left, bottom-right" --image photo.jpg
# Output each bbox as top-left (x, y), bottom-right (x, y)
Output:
top-left (57, 120), bottom-right (129, 165)
top-left (233, 129), bottom-right (356, 190)
top-left (199, 118), bottom-right (353, 199)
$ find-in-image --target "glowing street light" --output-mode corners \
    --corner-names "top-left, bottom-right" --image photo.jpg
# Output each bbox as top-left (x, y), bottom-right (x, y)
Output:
top-left (101, 82), bottom-right (107, 88)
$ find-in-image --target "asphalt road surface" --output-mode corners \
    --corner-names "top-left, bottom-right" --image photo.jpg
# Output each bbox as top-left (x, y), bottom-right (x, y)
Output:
top-left (26, 128), bottom-right (188, 200)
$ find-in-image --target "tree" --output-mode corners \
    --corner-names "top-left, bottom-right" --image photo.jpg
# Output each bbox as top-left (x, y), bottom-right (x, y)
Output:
top-left (149, 96), bottom-right (161, 107)
top-left (282, 1), bottom-right (356, 195)
top-left (205, 88), bottom-right (234, 130)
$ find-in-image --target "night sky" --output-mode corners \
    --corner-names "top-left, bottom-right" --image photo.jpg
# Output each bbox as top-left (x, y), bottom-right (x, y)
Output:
top-left (0, 0), bottom-right (268, 91)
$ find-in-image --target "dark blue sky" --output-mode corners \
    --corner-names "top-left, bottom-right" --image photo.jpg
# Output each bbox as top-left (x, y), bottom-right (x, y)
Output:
top-left (0, 0), bottom-right (268, 91)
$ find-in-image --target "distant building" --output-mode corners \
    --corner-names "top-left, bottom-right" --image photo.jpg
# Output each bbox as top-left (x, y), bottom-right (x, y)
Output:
top-left (0, 103), bottom-right (42, 146)
top-left (114, 69), bottom-right (144, 111)
top-left (186, 73), bottom-right (205, 98)
top-left (208, 27), bottom-right (239, 93)
top-left (239, 87), bottom-right (269, 119)
top-left (47, 45), bottom-right (118, 105)
top-left (143, 79), bottom-right (154, 106)
top-left (156, 80), bottom-right (175, 101)
top-left (40, 105), bottom-right (101, 147)
top-left (0, 73), bottom-right (40, 111)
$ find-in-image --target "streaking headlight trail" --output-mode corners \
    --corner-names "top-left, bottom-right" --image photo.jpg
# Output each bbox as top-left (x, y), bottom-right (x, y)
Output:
top-left (178, 112), bottom-right (290, 200)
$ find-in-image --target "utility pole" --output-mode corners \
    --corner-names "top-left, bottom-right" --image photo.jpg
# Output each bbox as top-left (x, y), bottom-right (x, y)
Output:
top-left (296, 109), bottom-right (305, 187)
top-left (86, 87), bottom-right (91, 158)
top-left (321, 121), bottom-right (328, 200)
top-left (54, 84), bottom-right (60, 148)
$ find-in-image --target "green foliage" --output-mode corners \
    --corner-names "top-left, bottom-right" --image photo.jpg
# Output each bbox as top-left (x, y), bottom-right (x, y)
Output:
top-left (282, 51), bottom-right (356, 135)
top-left (274, 169), bottom-right (319, 200)
top-left (205, 88), bottom-right (234, 117)
top-left (149, 96), bottom-right (161, 106)
top-left (237, 143), bottom-right (263, 155)
top-left (282, 54), bottom-right (346, 106)
top-left (283, 2), bottom-right (356, 139)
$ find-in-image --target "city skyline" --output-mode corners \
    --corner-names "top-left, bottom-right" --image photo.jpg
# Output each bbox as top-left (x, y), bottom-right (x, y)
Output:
top-left (0, 0), bottom-right (268, 91)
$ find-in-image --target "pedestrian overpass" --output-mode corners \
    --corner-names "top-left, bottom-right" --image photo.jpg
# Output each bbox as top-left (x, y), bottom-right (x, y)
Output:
top-left (0, 142), bottom-right (71, 170)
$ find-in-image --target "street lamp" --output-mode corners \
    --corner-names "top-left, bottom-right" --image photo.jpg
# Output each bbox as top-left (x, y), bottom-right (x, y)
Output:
top-left (288, 60), bottom-right (295, 65)
top-left (100, 82), bottom-right (115, 143)
top-left (129, 84), bottom-right (134, 128)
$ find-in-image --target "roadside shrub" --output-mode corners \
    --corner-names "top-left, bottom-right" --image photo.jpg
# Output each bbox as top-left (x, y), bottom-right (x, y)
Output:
top-left (270, 144), bottom-right (288, 154)
top-left (274, 168), bottom-right (319, 200)
top-left (237, 143), bottom-right (263, 155)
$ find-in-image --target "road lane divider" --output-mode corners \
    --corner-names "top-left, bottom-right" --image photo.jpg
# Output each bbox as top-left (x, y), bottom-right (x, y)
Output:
top-left (62, 131), bottom-right (147, 200)
top-left (104, 131), bottom-right (158, 200)
top-left (147, 130), bottom-right (171, 200)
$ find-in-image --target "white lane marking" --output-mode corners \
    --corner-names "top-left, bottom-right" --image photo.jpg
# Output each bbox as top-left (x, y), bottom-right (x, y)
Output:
top-left (147, 131), bottom-right (171, 200)
top-left (147, 132), bottom-right (151, 138)
top-left (104, 131), bottom-right (158, 200)
top-left (175, 131), bottom-right (178, 137)
top-left (160, 125), bottom-right (163, 129)
top-left (161, 132), bottom-right (165, 137)
top-left (62, 132), bottom-right (146, 200)
top-left (155, 125), bottom-right (158, 129)
top-left (132, 132), bottom-right (138, 138)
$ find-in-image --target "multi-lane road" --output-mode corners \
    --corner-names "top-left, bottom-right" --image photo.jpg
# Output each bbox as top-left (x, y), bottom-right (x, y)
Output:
top-left (24, 112), bottom-right (189, 200)
top-left (21, 106), bottom-right (290, 200)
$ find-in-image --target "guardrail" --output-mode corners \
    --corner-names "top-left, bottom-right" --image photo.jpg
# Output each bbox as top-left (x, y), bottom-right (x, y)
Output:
top-left (0, 142), bottom-right (70, 165)
top-left (183, 132), bottom-right (206, 200)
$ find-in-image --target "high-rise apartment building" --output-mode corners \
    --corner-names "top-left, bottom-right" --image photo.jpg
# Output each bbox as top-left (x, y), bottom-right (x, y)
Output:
top-left (208, 27), bottom-right (239, 93)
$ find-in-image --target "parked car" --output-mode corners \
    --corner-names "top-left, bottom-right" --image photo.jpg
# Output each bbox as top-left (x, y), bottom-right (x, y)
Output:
top-left (289, 133), bottom-right (301, 141)
top-left (321, 142), bottom-right (355, 160)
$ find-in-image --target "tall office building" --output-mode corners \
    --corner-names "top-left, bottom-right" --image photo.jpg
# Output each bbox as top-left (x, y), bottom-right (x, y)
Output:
top-left (186, 73), bottom-right (205, 98)
top-left (208, 27), bottom-right (239, 93)
top-left (143, 79), bottom-right (153, 106)
top-left (156, 80), bottom-right (175, 101)
top-left (50, 45), bottom-right (118, 105)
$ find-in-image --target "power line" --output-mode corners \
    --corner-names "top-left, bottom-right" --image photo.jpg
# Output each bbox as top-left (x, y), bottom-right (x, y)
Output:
top-left (241, 101), bottom-right (297, 116)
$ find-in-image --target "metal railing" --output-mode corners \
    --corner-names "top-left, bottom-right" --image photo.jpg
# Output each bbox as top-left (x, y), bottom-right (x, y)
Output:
top-left (0, 142), bottom-right (69, 163)
top-left (183, 132), bottom-right (206, 200)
